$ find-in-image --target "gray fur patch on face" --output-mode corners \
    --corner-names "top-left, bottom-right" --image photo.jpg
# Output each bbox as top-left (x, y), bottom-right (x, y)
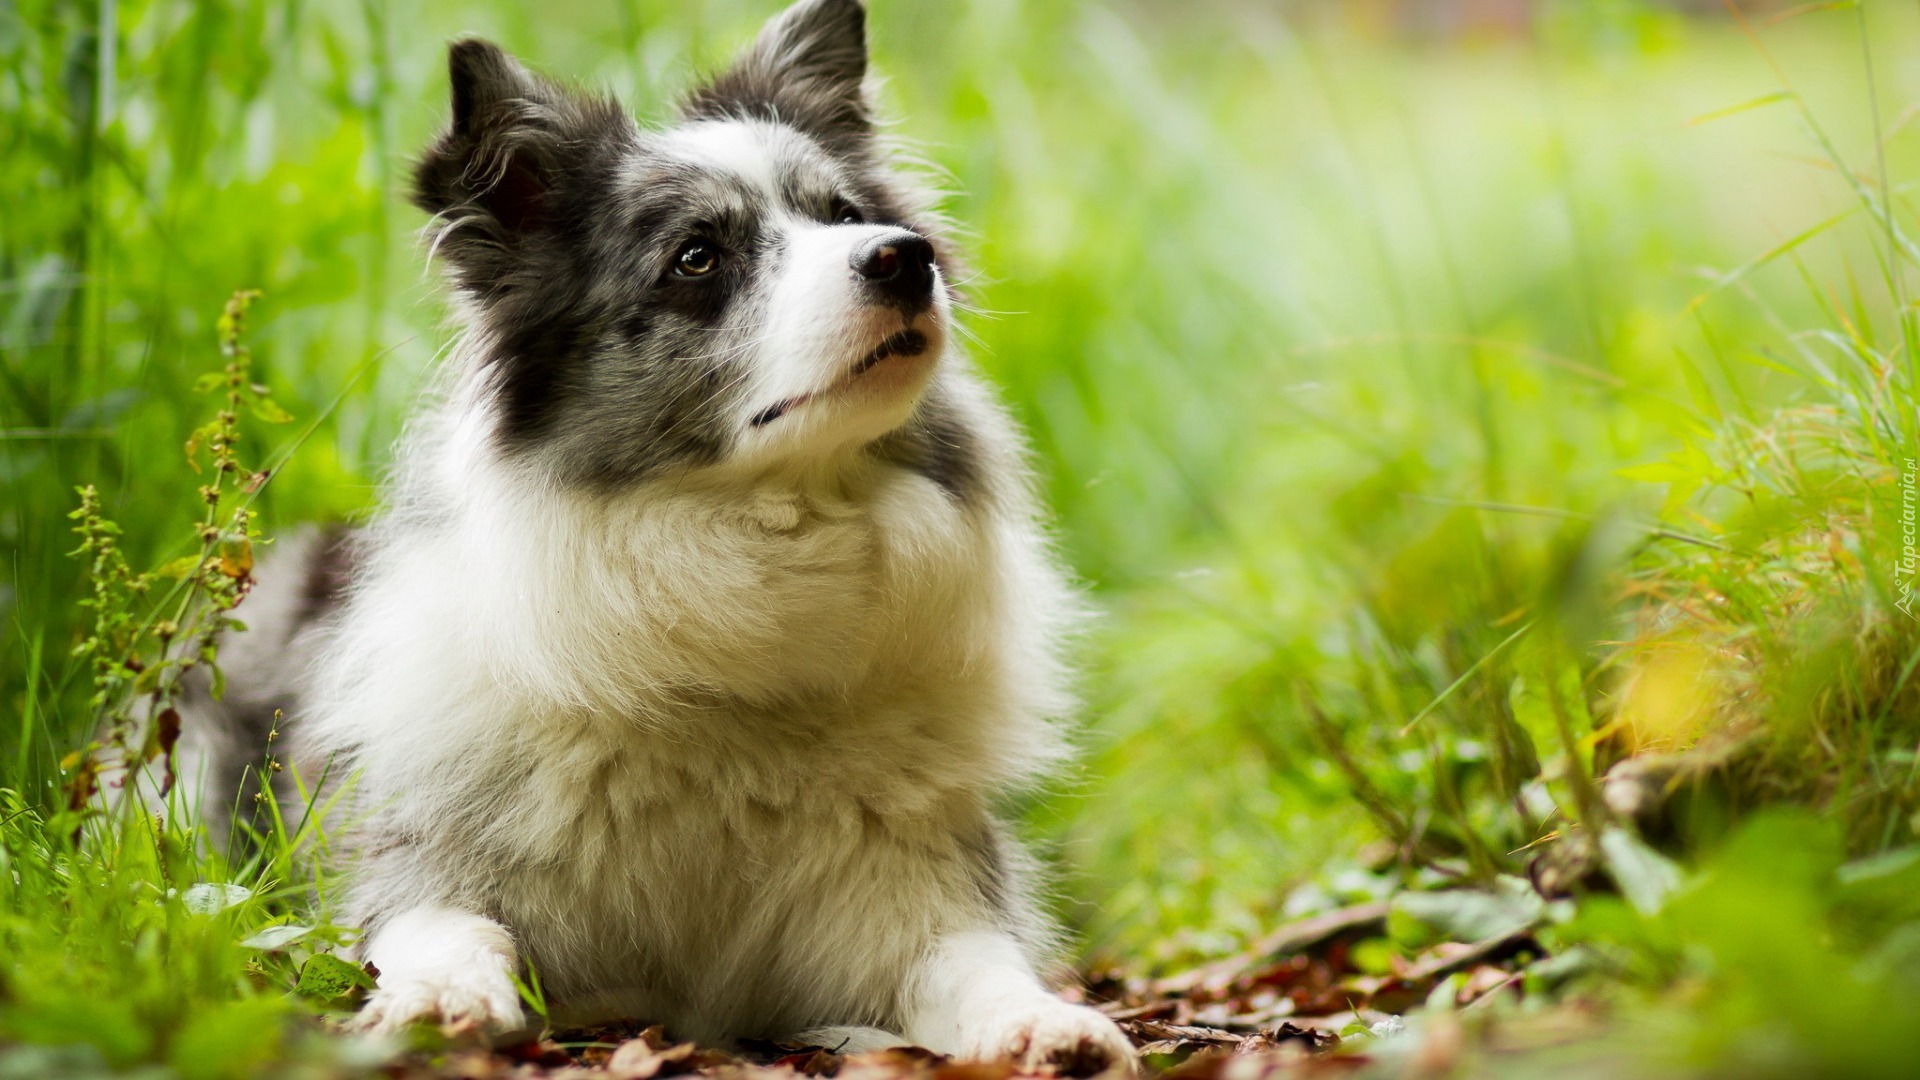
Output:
top-left (869, 379), bottom-right (984, 506)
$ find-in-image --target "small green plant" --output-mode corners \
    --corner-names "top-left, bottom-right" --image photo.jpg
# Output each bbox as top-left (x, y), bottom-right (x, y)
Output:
top-left (513, 960), bottom-right (553, 1034)
top-left (58, 291), bottom-right (291, 837)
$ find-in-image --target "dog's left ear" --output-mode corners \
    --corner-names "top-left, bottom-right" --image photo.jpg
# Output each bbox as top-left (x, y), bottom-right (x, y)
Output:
top-left (683, 0), bottom-right (870, 152)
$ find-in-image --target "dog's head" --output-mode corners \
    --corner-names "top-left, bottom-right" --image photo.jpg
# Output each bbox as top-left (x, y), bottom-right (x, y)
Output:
top-left (413, 0), bottom-right (964, 488)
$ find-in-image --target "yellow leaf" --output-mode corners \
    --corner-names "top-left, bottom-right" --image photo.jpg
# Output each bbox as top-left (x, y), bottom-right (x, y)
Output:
top-left (219, 537), bottom-right (254, 579)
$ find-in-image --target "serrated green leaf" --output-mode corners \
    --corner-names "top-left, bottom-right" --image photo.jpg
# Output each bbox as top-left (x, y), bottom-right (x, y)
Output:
top-left (241, 924), bottom-right (314, 951)
top-left (296, 953), bottom-right (377, 1004)
top-left (181, 883), bottom-right (253, 914)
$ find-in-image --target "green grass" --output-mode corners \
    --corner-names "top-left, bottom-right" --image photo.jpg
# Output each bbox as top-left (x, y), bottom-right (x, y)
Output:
top-left (7, 0), bottom-right (1920, 1075)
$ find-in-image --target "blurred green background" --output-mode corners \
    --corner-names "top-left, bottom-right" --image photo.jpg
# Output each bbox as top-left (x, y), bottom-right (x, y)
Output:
top-left (9, 0), bottom-right (1920, 1073)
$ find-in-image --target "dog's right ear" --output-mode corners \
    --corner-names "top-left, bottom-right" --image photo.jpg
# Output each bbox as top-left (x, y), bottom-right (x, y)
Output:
top-left (445, 39), bottom-right (539, 142)
top-left (413, 40), bottom-right (628, 283)
top-left (413, 41), bottom-right (555, 234)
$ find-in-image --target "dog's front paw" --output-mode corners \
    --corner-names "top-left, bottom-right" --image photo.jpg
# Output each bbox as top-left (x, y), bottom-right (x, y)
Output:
top-left (351, 970), bottom-right (526, 1038)
top-left (960, 998), bottom-right (1136, 1076)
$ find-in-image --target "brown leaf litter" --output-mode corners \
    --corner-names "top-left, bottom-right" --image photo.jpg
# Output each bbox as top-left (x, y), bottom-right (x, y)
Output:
top-left (381, 903), bottom-right (1561, 1080)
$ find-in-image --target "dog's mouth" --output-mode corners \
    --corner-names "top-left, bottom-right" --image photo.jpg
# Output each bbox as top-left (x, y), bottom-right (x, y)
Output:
top-left (750, 329), bottom-right (932, 428)
top-left (849, 329), bottom-right (929, 376)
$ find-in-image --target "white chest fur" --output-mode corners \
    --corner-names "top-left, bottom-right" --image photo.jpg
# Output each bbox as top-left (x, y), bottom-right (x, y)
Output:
top-left (304, 450), bottom-right (1072, 1037)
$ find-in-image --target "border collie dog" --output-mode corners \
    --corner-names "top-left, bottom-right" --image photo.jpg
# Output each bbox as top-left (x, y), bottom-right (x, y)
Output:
top-left (182, 0), bottom-right (1134, 1070)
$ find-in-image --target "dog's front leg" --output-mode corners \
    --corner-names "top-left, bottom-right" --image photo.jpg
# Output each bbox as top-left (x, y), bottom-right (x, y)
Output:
top-left (904, 929), bottom-right (1135, 1075)
top-left (350, 906), bottom-right (527, 1037)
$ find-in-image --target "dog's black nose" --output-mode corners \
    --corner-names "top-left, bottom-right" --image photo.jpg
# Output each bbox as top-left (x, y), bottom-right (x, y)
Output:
top-left (851, 231), bottom-right (936, 309)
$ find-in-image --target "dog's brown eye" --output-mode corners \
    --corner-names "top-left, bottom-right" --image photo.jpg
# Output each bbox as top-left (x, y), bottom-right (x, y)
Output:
top-left (833, 201), bottom-right (864, 226)
top-left (674, 241), bottom-right (721, 277)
